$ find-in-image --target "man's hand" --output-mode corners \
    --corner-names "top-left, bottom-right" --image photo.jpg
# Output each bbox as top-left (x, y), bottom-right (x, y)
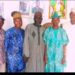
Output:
top-left (44, 54), bottom-right (47, 66)
top-left (43, 22), bottom-right (52, 29)
top-left (61, 57), bottom-right (66, 64)
top-left (23, 55), bottom-right (29, 63)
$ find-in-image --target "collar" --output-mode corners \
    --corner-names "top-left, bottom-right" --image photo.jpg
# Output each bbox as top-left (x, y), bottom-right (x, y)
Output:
top-left (33, 23), bottom-right (41, 27)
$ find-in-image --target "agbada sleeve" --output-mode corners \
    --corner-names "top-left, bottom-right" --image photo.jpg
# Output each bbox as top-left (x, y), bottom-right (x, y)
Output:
top-left (23, 25), bottom-right (30, 58)
top-left (43, 28), bottom-right (49, 45)
top-left (62, 29), bottom-right (69, 45)
top-left (4, 31), bottom-right (10, 52)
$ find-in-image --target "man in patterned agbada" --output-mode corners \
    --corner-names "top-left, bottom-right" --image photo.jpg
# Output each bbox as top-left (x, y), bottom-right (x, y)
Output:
top-left (43, 12), bottom-right (69, 72)
top-left (5, 11), bottom-right (25, 72)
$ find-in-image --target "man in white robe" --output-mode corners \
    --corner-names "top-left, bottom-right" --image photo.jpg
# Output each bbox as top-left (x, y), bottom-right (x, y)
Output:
top-left (63, 8), bottom-right (75, 72)
top-left (23, 11), bottom-right (45, 72)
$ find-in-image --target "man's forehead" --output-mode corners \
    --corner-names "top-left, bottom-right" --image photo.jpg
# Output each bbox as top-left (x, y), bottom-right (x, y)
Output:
top-left (0, 18), bottom-right (4, 21)
top-left (70, 8), bottom-right (75, 15)
top-left (70, 12), bottom-right (75, 15)
top-left (34, 12), bottom-right (42, 16)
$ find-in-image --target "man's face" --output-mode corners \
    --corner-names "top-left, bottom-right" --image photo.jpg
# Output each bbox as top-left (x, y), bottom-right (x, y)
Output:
top-left (52, 18), bottom-right (60, 26)
top-left (34, 12), bottom-right (42, 25)
top-left (14, 18), bottom-right (22, 28)
top-left (0, 19), bottom-right (4, 29)
top-left (70, 12), bottom-right (75, 24)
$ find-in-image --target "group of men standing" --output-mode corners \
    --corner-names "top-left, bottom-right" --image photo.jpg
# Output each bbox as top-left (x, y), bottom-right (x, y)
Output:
top-left (0, 8), bottom-right (75, 72)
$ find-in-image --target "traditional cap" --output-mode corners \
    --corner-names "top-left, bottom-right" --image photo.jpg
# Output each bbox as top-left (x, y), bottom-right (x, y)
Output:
top-left (71, 8), bottom-right (75, 13)
top-left (51, 12), bottom-right (61, 19)
top-left (11, 11), bottom-right (21, 19)
top-left (0, 16), bottom-right (5, 21)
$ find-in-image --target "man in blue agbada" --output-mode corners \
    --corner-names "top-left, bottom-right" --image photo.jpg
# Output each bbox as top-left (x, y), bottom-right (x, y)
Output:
top-left (43, 12), bottom-right (69, 72)
top-left (5, 11), bottom-right (25, 72)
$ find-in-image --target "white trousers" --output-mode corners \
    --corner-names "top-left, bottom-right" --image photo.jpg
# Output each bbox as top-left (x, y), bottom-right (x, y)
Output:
top-left (0, 63), bottom-right (6, 72)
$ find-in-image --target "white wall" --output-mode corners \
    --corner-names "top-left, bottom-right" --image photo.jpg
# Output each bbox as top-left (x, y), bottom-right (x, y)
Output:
top-left (0, 0), bottom-right (49, 30)
top-left (1, 0), bottom-right (74, 30)
top-left (0, 0), bottom-right (75, 72)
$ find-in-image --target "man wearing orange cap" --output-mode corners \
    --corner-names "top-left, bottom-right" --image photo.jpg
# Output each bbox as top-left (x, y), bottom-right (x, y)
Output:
top-left (5, 11), bottom-right (25, 72)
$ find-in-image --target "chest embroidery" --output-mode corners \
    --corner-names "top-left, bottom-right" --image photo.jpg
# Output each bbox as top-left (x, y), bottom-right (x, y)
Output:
top-left (32, 31), bottom-right (36, 38)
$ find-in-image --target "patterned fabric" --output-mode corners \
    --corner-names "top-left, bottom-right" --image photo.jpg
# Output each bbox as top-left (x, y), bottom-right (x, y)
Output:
top-left (5, 27), bottom-right (25, 72)
top-left (43, 26), bottom-right (69, 72)
top-left (0, 29), bottom-right (5, 65)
